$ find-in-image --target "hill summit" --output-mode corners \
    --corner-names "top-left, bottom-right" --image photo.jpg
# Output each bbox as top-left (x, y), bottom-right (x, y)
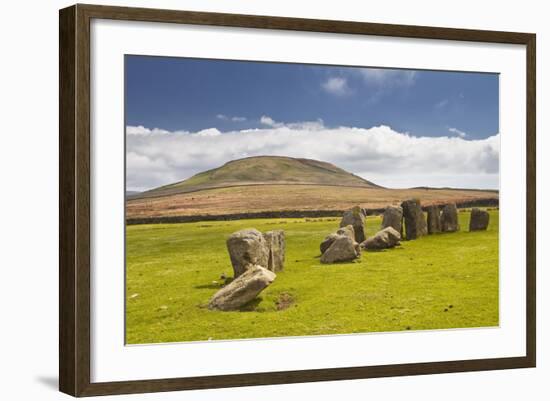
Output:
top-left (135, 156), bottom-right (380, 199)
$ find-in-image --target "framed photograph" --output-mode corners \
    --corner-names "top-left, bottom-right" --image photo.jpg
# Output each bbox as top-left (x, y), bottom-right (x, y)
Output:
top-left (59, 4), bottom-right (536, 397)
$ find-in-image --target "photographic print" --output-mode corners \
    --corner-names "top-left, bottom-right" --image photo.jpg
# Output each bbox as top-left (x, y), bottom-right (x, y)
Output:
top-left (124, 56), bottom-right (499, 344)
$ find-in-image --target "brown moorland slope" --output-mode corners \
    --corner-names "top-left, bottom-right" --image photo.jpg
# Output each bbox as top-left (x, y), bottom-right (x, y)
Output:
top-left (126, 184), bottom-right (497, 220)
top-left (127, 156), bottom-right (498, 221)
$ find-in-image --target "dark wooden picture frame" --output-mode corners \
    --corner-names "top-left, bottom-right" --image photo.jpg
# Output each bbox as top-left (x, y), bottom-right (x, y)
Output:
top-left (59, 3), bottom-right (536, 397)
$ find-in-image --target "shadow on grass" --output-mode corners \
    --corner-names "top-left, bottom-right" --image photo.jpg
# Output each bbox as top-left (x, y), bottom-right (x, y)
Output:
top-left (194, 283), bottom-right (223, 290)
top-left (363, 245), bottom-right (405, 253)
top-left (315, 259), bottom-right (362, 266)
top-left (194, 277), bottom-right (233, 290)
top-left (238, 297), bottom-right (263, 312)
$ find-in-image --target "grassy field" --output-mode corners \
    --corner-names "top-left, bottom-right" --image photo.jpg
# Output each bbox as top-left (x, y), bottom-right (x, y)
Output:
top-left (126, 210), bottom-right (499, 344)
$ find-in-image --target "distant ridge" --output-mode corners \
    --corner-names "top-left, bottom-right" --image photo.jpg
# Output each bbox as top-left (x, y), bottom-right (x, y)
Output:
top-left (411, 186), bottom-right (499, 193)
top-left (133, 156), bottom-right (382, 199)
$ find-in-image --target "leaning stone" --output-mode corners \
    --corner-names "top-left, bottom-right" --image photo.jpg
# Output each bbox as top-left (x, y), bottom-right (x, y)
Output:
top-left (340, 206), bottom-right (366, 243)
top-left (469, 208), bottom-right (490, 231)
top-left (381, 206), bottom-right (403, 236)
top-left (320, 235), bottom-right (360, 264)
top-left (401, 199), bottom-right (428, 240)
top-left (263, 230), bottom-right (285, 272)
top-left (208, 265), bottom-right (276, 311)
top-left (320, 233), bottom-right (339, 254)
top-left (426, 205), bottom-right (442, 234)
top-left (361, 227), bottom-right (401, 250)
top-left (337, 225), bottom-right (355, 241)
top-left (441, 204), bottom-right (460, 233)
top-left (226, 229), bottom-right (269, 278)
top-left (354, 241), bottom-right (361, 256)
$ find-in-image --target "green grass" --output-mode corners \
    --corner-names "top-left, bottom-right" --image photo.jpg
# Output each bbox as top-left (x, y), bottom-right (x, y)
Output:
top-left (126, 210), bottom-right (499, 344)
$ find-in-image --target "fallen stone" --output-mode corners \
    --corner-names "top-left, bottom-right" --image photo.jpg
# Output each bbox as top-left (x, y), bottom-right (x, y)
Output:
top-left (340, 206), bottom-right (366, 243)
top-left (320, 235), bottom-right (360, 263)
top-left (226, 229), bottom-right (269, 278)
top-left (426, 205), bottom-right (442, 234)
top-left (401, 199), bottom-right (428, 240)
top-left (469, 208), bottom-right (490, 231)
top-left (441, 203), bottom-right (460, 232)
top-left (263, 230), bottom-right (285, 272)
top-left (381, 206), bottom-right (403, 236)
top-left (361, 227), bottom-right (401, 250)
top-left (208, 265), bottom-right (276, 311)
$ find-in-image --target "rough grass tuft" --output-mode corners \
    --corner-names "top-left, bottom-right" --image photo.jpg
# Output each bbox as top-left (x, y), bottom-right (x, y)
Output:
top-left (275, 292), bottom-right (295, 311)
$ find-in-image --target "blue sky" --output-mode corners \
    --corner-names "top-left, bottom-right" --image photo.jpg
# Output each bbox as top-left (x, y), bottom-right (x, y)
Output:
top-left (126, 55), bottom-right (498, 140)
top-left (125, 55), bottom-right (500, 191)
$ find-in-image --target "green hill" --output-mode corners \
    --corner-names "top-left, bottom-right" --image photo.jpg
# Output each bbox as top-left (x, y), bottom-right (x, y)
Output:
top-left (134, 156), bottom-right (381, 199)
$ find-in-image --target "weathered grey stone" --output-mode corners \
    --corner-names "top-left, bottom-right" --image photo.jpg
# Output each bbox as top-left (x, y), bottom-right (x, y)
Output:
top-left (384, 226), bottom-right (401, 244)
top-left (320, 235), bottom-right (360, 264)
top-left (426, 205), bottom-right (442, 234)
top-left (337, 225), bottom-right (355, 241)
top-left (469, 208), bottom-right (490, 231)
top-left (354, 241), bottom-right (361, 256)
top-left (381, 206), bottom-right (403, 236)
top-left (226, 229), bottom-right (269, 278)
top-left (263, 230), bottom-right (285, 272)
top-left (340, 206), bottom-right (366, 243)
top-left (361, 227), bottom-right (401, 250)
top-left (441, 203), bottom-right (460, 233)
top-left (321, 226), bottom-right (355, 255)
top-left (320, 233), bottom-right (339, 254)
top-left (401, 199), bottom-right (428, 240)
top-left (208, 265), bottom-right (276, 311)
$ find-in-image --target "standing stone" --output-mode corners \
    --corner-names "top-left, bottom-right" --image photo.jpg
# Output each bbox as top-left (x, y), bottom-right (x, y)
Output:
top-left (381, 206), bottom-right (403, 236)
top-left (426, 205), bottom-right (442, 234)
top-left (320, 235), bottom-right (360, 264)
top-left (337, 225), bottom-right (355, 241)
top-left (441, 204), bottom-right (460, 233)
top-left (208, 265), bottom-right (276, 311)
top-left (361, 227), bottom-right (401, 250)
top-left (469, 208), bottom-right (490, 231)
top-left (401, 199), bottom-right (428, 240)
top-left (320, 233), bottom-right (339, 255)
top-left (340, 206), bottom-right (366, 243)
top-left (263, 230), bottom-right (285, 272)
top-left (226, 229), bottom-right (269, 278)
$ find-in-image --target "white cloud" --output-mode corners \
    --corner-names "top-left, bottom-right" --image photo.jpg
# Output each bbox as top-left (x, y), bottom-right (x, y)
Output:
top-left (126, 125), bottom-right (172, 136)
top-left (321, 77), bottom-right (351, 96)
top-left (358, 68), bottom-right (417, 88)
top-left (259, 116), bottom-right (324, 131)
top-left (194, 128), bottom-right (221, 137)
top-left (448, 127), bottom-right (467, 138)
top-left (216, 114), bottom-right (247, 122)
top-left (126, 123), bottom-right (499, 191)
top-left (260, 115), bottom-right (283, 128)
top-left (435, 99), bottom-right (449, 109)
